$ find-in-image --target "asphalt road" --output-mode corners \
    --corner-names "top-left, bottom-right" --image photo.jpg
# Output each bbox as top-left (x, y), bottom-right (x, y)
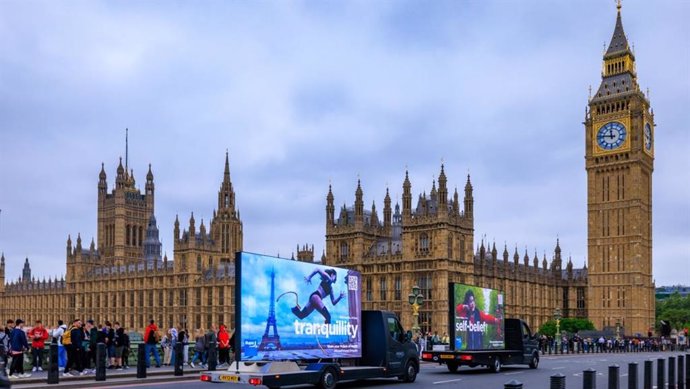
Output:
top-left (78, 351), bottom-right (689, 389)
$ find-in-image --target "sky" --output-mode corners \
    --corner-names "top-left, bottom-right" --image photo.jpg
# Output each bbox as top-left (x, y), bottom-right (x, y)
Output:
top-left (0, 0), bottom-right (688, 286)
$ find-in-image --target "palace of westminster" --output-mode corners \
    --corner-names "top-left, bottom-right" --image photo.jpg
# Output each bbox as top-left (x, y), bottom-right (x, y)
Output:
top-left (0, 5), bottom-right (655, 337)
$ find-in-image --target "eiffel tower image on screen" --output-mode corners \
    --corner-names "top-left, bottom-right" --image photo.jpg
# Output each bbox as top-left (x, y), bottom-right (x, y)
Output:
top-left (259, 267), bottom-right (281, 351)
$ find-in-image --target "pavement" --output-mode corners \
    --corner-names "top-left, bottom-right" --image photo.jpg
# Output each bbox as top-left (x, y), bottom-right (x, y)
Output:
top-left (3, 364), bottom-right (211, 389)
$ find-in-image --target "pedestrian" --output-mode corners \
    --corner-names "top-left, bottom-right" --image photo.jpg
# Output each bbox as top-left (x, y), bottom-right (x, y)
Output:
top-left (28, 320), bottom-right (49, 372)
top-left (113, 322), bottom-right (124, 370)
top-left (217, 324), bottom-right (230, 368)
top-left (191, 328), bottom-right (206, 368)
top-left (143, 320), bottom-right (161, 368)
top-left (63, 319), bottom-right (85, 376)
top-left (161, 332), bottom-right (172, 366)
top-left (169, 326), bottom-right (178, 366)
top-left (204, 325), bottom-right (217, 367)
top-left (9, 319), bottom-right (30, 379)
top-left (52, 320), bottom-right (68, 369)
top-left (0, 322), bottom-right (10, 374)
top-left (178, 325), bottom-right (189, 366)
top-left (121, 327), bottom-right (130, 369)
top-left (103, 321), bottom-right (115, 368)
top-left (86, 319), bottom-right (98, 373)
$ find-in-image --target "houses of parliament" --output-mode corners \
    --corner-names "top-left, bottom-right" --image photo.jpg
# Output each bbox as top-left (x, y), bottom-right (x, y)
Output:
top-left (0, 5), bottom-right (655, 336)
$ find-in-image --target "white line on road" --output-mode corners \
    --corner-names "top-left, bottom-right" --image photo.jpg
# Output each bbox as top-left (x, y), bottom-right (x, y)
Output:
top-left (551, 367), bottom-right (565, 370)
top-left (503, 371), bottom-right (524, 376)
top-left (433, 378), bottom-right (463, 384)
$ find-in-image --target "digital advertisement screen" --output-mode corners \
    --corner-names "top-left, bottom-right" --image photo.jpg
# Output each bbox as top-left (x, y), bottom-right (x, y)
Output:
top-left (451, 283), bottom-right (504, 350)
top-left (236, 252), bottom-right (362, 361)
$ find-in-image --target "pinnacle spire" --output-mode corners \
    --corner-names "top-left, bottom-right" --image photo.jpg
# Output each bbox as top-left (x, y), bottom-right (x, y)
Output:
top-left (224, 150), bottom-right (230, 178)
top-left (605, 1), bottom-right (630, 57)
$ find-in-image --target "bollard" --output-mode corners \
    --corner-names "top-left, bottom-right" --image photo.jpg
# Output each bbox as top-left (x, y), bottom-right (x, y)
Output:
top-left (207, 342), bottom-right (217, 371)
top-left (678, 355), bottom-right (684, 389)
top-left (47, 342), bottom-right (59, 384)
top-left (136, 344), bottom-right (146, 379)
top-left (584, 368), bottom-right (597, 389)
top-left (609, 365), bottom-right (620, 389)
top-left (644, 360), bottom-right (653, 389)
top-left (686, 354), bottom-right (690, 388)
top-left (174, 343), bottom-right (183, 376)
top-left (550, 373), bottom-right (566, 389)
top-left (96, 343), bottom-right (106, 381)
top-left (658, 358), bottom-right (666, 389)
top-left (504, 379), bottom-right (523, 389)
top-left (670, 357), bottom-right (676, 389)
top-left (628, 362), bottom-right (638, 389)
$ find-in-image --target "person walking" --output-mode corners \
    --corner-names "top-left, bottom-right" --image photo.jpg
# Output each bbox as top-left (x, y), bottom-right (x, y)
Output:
top-left (9, 319), bottom-right (30, 379)
top-left (143, 320), bottom-right (161, 368)
top-left (85, 320), bottom-right (98, 373)
top-left (161, 332), bottom-right (172, 366)
top-left (178, 326), bottom-right (189, 366)
top-left (114, 323), bottom-right (125, 370)
top-left (28, 320), bottom-right (49, 372)
top-left (103, 321), bottom-right (115, 368)
top-left (64, 319), bottom-right (85, 376)
top-left (0, 322), bottom-right (10, 375)
top-left (120, 327), bottom-right (131, 369)
top-left (190, 329), bottom-right (206, 368)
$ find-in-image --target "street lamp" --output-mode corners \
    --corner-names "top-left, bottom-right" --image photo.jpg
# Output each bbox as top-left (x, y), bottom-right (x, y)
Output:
top-left (408, 285), bottom-right (424, 333)
top-left (554, 308), bottom-right (562, 353)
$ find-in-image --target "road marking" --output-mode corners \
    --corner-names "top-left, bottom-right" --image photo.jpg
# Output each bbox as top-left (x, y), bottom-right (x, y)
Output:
top-left (504, 371), bottom-right (524, 376)
top-left (433, 378), bottom-right (463, 384)
top-left (551, 367), bottom-right (565, 370)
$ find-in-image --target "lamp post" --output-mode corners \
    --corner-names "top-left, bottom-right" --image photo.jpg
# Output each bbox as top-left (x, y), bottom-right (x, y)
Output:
top-left (408, 285), bottom-right (424, 333)
top-left (554, 308), bottom-right (562, 353)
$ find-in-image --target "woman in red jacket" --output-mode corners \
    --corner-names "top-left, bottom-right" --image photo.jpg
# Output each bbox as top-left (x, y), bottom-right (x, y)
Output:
top-left (217, 325), bottom-right (230, 367)
top-left (28, 320), bottom-right (49, 372)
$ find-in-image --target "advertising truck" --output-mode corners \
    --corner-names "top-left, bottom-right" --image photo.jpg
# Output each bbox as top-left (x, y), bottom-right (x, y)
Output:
top-left (421, 283), bottom-right (540, 373)
top-left (201, 252), bottom-right (419, 388)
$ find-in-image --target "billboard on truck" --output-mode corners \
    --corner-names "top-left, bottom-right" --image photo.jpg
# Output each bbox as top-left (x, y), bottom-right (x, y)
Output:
top-left (235, 252), bottom-right (362, 361)
top-left (449, 283), bottom-right (504, 350)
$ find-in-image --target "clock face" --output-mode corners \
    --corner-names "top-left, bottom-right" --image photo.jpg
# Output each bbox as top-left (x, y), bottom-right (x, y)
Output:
top-left (597, 122), bottom-right (627, 150)
top-left (644, 123), bottom-right (653, 151)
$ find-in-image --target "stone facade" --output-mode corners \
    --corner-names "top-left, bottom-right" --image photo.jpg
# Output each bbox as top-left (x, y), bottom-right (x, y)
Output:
top-left (0, 153), bottom-right (246, 333)
top-left (323, 168), bottom-right (587, 335)
top-left (585, 4), bottom-right (655, 336)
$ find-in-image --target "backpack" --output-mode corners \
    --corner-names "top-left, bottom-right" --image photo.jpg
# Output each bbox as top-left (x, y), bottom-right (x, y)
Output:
top-left (62, 326), bottom-right (74, 346)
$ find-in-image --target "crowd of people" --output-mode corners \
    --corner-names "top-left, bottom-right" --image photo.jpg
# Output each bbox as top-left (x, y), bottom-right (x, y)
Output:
top-left (538, 334), bottom-right (688, 354)
top-left (0, 318), bottom-right (236, 381)
top-left (413, 330), bottom-right (449, 355)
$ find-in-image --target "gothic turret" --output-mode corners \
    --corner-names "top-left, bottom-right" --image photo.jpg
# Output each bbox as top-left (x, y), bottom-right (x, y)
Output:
top-left (174, 214), bottom-right (180, 241)
top-left (354, 179), bottom-right (364, 224)
top-left (189, 213), bottom-right (196, 237)
top-left (217, 152), bottom-right (236, 213)
top-left (145, 164), bottom-right (155, 205)
top-left (464, 175), bottom-right (474, 219)
top-left (98, 163), bottom-right (107, 196)
top-left (383, 188), bottom-right (392, 229)
top-left (22, 257), bottom-right (31, 283)
top-left (438, 164), bottom-right (448, 206)
top-left (370, 201), bottom-right (379, 227)
top-left (144, 213), bottom-right (162, 266)
top-left (326, 185), bottom-right (335, 226)
top-left (402, 170), bottom-right (412, 220)
top-left (115, 157), bottom-right (125, 188)
top-left (0, 253), bottom-right (5, 293)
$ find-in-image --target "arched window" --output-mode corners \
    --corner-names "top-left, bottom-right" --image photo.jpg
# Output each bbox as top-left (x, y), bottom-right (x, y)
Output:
top-left (197, 256), bottom-right (202, 271)
top-left (340, 242), bottom-right (349, 261)
top-left (419, 233), bottom-right (430, 254)
top-left (126, 225), bottom-right (131, 245)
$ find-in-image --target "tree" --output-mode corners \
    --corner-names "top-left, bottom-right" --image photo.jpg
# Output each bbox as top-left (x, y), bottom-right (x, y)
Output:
top-left (656, 292), bottom-right (690, 331)
top-left (538, 318), bottom-right (595, 337)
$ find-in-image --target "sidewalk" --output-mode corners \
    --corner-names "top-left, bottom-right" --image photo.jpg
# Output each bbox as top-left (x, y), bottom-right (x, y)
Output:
top-left (6, 365), bottom-right (207, 389)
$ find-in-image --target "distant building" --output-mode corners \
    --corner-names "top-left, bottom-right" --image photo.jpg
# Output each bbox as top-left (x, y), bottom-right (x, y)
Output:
top-left (656, 286), bottom-right (690, 300)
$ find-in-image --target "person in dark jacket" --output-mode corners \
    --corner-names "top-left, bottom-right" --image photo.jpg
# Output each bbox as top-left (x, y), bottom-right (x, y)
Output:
top-left (9, 319), bottom-right (30, 378)
top-left (64, 319), bottom-right (85, 376)
top-left (114, 324), bottom-right (125, 369)
top-left (86, 320), bottom-right (98, 372)
top-left (120, 328), bottom-right (131, 369)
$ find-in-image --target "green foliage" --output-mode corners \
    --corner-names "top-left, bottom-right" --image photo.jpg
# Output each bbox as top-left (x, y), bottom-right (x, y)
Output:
top-left (538, 318), bottom-right (595, 337)
top-left (656, 292), bottom-right (690, 330)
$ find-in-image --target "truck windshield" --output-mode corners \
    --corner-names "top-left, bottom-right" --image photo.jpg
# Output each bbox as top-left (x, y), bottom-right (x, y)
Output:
top-left (387, 317), bottom-right (403, 341)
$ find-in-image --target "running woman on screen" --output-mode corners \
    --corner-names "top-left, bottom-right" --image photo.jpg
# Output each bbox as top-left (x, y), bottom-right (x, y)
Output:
top-left (290, 268), bottom-right (344, 324)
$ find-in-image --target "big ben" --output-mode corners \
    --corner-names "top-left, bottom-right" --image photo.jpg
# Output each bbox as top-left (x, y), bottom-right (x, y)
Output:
top-left (585, 2), bottom-right (655, 336)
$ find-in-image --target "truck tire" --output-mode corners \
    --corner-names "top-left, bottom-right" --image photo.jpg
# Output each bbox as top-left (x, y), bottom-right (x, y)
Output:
top-left (489, 357), bottom-right (501, 373)
top-left (400, 360), bottom-right (418, 383)
top-left (529, 352), bottom-right (539, 369)
top-left (318, 367), bottom-right (338, 389)
top-left (446, 362), bottom-right (459, 373)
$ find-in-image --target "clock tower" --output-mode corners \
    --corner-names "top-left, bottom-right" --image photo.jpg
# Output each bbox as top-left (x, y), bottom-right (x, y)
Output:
top-left (585, 2), bottom-right (655, 336)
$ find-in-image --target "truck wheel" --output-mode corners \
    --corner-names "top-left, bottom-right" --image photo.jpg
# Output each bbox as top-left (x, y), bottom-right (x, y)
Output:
top-left (446, 362), bottom-right (459, 373)
top-left (318, 367), bottom-right (338, 389)
top-left (489, 357), bottom-right (501, 373)
top-left (401, 360), bottom-right (418, 383)
top-left (529, 352), bottom-right (539, 369)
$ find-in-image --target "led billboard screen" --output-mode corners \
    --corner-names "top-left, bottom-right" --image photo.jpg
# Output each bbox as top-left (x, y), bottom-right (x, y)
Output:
top-left (236, 252), bottom-right (362, 361)
top-left (451, 283), bottom-right (504, 350)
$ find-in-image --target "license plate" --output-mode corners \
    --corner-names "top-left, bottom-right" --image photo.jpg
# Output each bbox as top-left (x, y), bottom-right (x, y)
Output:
top-left (440, 354), bottom-right (454, 360)
top-left (219, 375), bottom-right (240, 382)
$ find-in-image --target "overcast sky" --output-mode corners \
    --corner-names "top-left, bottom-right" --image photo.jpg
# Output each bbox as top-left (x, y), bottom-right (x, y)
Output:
top-left (0, 0), bottom-right (688, 286)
